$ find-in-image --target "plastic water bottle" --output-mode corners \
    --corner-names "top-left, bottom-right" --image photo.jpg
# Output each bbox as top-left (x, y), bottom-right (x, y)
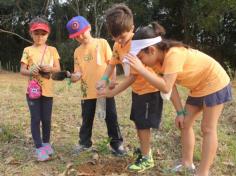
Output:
top-left (122, 58), bottom-right (130, 77)
top-left (96, 97), bottom-right (106, 120)
top-left (123, 62), bottom-right (130, 77)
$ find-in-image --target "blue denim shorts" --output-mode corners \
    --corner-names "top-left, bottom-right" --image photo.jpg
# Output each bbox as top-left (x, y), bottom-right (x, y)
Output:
top-left (186, 84), bottom-right (232, 107)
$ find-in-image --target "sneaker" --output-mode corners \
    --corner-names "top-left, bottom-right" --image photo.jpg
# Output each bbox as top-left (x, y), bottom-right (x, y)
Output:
top-left (42, 143), bottom-right (54, 155)
top-left (111, 145), bottom-right (127, 157)
top-left (36, 147), bottom-right (50, 161)
top-left (127, 154), bottom-right (154, 173)
top-left (72, 144), bottom-right (92, 155)
top-left (171, 163), bottom-right (196, 174)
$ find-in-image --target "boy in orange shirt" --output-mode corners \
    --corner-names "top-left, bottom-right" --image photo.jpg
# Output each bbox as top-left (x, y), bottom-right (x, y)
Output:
top-left (66, 16), bottom-right (125, 156)
top-left (97, 4), bottom-right (163, 172)
top-left (126, 21), bottom-right (232, 176)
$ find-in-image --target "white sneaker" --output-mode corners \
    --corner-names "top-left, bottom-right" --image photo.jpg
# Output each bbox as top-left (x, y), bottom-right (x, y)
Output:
top-left (172, 163), bottom-right (196, 173)
top-left (72, 144), bottom-right (92, 155)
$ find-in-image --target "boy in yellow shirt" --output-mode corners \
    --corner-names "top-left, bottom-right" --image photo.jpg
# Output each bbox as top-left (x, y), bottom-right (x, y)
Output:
top-left (66, 16), bottom-right (125, 156)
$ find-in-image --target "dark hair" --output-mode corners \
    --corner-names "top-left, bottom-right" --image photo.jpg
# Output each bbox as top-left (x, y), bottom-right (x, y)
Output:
top-left (29, 16), bottom-right (50, 30)
top-left (134, 21), bottom-right (188, 52)
top-left (105, 3), bottom-right (133, 37)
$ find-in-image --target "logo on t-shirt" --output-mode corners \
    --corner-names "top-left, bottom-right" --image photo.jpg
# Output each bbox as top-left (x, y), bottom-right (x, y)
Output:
top-left (83, 54), bottom-right (93, 62)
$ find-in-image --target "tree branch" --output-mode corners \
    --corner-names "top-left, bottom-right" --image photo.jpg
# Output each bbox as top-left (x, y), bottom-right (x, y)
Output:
top-left (43, 0), bottom-right (50, 15)
top-left (0, 29), bottom-right (32, 44)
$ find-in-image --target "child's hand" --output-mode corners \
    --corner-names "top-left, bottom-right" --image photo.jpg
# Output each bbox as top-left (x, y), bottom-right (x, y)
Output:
top-left (71, 72), bottom-right (81, 82)
top-left (175, 116), bottom-right (184, 129)
top-left (96, 80), bottom-right (107, 91)
top-left (40, 65), bottom-right (52, 73)
top-left (109, 80), bottom-right (118, 89)
top-left (126, 53), bottom-right (145, 71)
top-left (30, 64), bottom-right (40, 76)
top-left (97, 87), bottom-right (114, 98)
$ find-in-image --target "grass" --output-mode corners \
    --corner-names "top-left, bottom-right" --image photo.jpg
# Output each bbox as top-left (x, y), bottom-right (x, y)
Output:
top-left (0, 71), bottom-right (236, 176)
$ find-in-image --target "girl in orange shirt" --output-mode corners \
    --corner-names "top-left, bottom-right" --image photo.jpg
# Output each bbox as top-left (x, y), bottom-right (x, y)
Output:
top-left (20, 17), bottom-right (61, 161)
top-left (125, 22), bottom-right (232, 176)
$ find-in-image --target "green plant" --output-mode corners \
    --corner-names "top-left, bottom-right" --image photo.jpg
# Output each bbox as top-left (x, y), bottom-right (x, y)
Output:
top-left (96, 137), bottom-right (111, 155)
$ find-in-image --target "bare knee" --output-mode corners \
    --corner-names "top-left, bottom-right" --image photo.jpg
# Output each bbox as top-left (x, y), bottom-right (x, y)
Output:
top-left (201, 124), bottom-right (216, 136)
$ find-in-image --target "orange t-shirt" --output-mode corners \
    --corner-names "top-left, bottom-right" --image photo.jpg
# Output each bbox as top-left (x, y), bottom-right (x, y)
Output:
top-left (21, 46), bottom-right (60, 97)
top-left (156, 47), bottom-right (230, 97)
top-left (109, 39), bottom-right (158, 95)
top-left (74, 38), bottom-right (112, 99)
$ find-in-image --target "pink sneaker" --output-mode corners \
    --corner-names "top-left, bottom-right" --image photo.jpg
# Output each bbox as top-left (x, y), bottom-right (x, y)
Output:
top-left (36, 147), bottom-right (50, 161)
top-left (42, 143), bottom-right (54, 155)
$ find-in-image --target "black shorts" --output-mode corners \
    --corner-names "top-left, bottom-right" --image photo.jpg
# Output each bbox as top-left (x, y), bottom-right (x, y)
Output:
top-left (130, 91), bottom-right (163, 129)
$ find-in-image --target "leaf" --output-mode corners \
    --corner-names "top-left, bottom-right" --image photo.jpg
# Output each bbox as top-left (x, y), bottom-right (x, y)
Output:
top-left (222, 161), bottom-right (235, 167)
top-left (58, 163), bottom-right (74, 176)
top-left (4, 156), bottom-right (20, 165)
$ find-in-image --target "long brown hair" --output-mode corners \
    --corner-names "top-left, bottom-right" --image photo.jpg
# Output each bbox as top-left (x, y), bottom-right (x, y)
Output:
top-left (133, 22), bottom-right (189, 52)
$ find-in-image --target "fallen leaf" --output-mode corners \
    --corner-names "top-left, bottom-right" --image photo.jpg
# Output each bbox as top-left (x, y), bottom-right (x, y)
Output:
top-left (41, 172), bottom-right (53, 176)
top-left (5, 156), bottom-right (20, 165)
top-left (92, 153), bottom-right (99, 161)
top-left (222, 161), bottom-right (235, 167)
top-left (77, 172), bottom-right (93, 176)
top-left (87, 160), bottom-right (96, 165)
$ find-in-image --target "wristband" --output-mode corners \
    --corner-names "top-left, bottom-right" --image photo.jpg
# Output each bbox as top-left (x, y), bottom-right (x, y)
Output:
top-left (101, 75), bottom-right (110, 84)
top-left (176, 109), bottom-right (187, 117)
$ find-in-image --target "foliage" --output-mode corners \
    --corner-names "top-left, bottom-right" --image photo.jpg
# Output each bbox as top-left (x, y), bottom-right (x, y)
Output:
top-left (0, 0), bottom-right (235, 77)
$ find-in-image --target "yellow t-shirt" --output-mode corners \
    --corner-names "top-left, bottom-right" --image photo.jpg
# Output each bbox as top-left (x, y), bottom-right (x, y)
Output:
top-left (157, 47), bottom-right (230, 97)
top-left (21, 45), bottom-right (60, 97)
top-left (74, 38), bottom-right (112, 99)
top-left (109, 39), bottom-right (158, 95)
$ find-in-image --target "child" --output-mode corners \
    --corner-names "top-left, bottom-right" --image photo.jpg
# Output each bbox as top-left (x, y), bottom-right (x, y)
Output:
top-left (20, 17), bottom-right (61, 161)
top-left (125, 22), bottom-right (232, 176)
top-left (66, 16), bottom-right (125, 156)
top-left (97, 4), bottom-right (163, 172)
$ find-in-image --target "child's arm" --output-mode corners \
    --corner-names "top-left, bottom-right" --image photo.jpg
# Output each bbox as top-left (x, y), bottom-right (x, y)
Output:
top-left (97, 64), bottom-right (116, 89)
top-left (71, 53), bottom-right (82, 83)
top-left (102, 74), bottom-right (136, 97)
top-left (109, 66), bottom-right (117, 89)
top-left (170, 85), bottom-right (185, 129)
top-left (127, 53), bottom-right (176, 93)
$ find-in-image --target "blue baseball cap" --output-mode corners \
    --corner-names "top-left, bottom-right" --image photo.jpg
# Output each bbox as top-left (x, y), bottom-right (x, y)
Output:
top-left (66, 16), bottom-right (90, 38)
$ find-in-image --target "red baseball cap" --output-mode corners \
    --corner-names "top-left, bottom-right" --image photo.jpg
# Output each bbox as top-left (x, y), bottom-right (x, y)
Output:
top-left (30, 23), bottom-right (50, 33)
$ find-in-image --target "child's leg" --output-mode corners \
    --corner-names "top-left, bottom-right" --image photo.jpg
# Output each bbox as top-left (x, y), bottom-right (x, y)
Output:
top-left (137, 129), bottom-right (151, 156)
top-left (79, 99), bottom-right (96, 147)
top-left (26, 95), bottom-right (42, 148)
top-left (197, 104), bottom-right (223, 176)
top-left (41, 96), bottom-right (53, 143)
top-left (181, 104), bottom-right (202, 166)
top-left (105, 97), bottom-right (123, 149)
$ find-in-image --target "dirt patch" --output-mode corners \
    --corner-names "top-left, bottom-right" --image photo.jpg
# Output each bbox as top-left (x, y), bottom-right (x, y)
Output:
top-left (77, 158), bottom-right (131, 176)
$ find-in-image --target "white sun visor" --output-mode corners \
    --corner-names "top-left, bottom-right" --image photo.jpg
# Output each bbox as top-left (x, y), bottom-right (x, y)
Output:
top-left (129, 36), bottom-right (162, 55)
